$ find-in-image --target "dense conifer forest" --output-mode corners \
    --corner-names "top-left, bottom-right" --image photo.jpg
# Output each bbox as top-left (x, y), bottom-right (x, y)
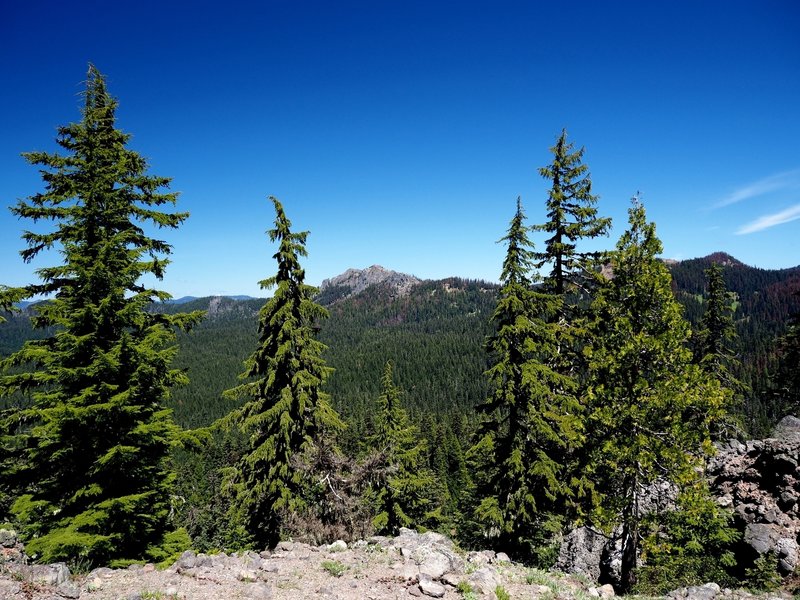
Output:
top-left (2, 66), bottom-right (800, 594)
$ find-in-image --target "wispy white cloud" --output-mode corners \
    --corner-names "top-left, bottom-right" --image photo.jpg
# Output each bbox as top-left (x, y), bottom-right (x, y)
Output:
top-left (736, 203), bottom-right (800, 235)
top-left (715, 169), bottom-right (800, 208)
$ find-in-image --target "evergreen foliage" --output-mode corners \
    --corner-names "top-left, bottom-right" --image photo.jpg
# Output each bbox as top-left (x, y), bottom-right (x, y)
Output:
top-left (585, 198), bottom-right (728, 592)
top-left (773, 296), bottom-right (800, 417)
top-left (365, 361), bottom-right (436, 534)
top-left (469, 198), bottom-right (587, 558)
top-left (692, 263), bottom-right (744, 436)
top-left (0, 65), bottom-right (202, 565)
top-left (669, 254), bottom-right (800, 434)
top-left (220, 197), bottom-right (344, 549)
top-left (636, 483), bottom-right (740, 594)
top-left (693, 264), bottom-right (741, 386)
top-left (534, 130), bottom-right (611, 296)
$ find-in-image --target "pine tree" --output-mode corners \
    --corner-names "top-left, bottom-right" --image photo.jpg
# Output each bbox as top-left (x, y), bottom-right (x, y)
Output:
top-left (773, 296), bottom-right (800, 416)
top-left (469, 197), bottom-right (586, 558)
top-left (693, 264), bottom-right (739, 385)
top-left (534, 129), bottom-right (611, 296)
top-left (366, 361), bottom-right (435, 534)
top-left (692, 263), bottom-right (743, 436)
top-left (0, 65), bottom-right (202, 565)
top-left (221, 197), bottom-right (343, 549)
top-left (585, 199), bottom-right (728, 592)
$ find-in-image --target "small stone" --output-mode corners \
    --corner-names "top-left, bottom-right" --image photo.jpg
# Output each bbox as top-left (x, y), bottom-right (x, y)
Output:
top-left (409, 585), bottom-right (423, 596)
top-left (588, 587), bottom-right (601, 598)
top-left (238, 568), bottom-right (259, 582)
top-left (468, 567), bottom-right (499, 595)
top-left (597, 583), bottom-right (616, 598)
top-left (175, 552), bottom-right (198, 571)
top-left (260, 560), bottom-right (281, 573)
top-left (328, 539), bottom-right (348, 552)
top-left (165, 586), bottom-right (178, 597)
top-left (441, 573), bottom-right (461, 586)
top-left (418, 550), bottom-right (451, 579)
top-left (467, 551), bottom-right (492, 567)
top-left (142, 563), bottom-right (156, 573)
top-left (57, 581), bottom-right (81, 599)
top-left (419, 573), bottom-right (446, 598)
top-left (684, 584), bottom-right (720, 600)
top-left (0, 529), bottom-right (17, 547)
top-left (194, 554), bottom-right (213, 568)
top-left (399, 562), bottom-right (420, 581)
top-left (494, 552), bottom-right (511, 563)
top-left (29, 562), bottom-right (70, 586)
top-left (210, 553), bottom-right (230, 567)
top-left (246, 582), bottom-right (274, 599)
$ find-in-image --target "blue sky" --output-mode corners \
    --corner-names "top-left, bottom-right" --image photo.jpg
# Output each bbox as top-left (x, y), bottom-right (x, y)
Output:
top-left (2, 1), bottom-right (798, 297)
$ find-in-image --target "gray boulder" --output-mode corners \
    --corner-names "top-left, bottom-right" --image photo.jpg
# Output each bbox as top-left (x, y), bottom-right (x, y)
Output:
top-left (28, 562), bottom-right (70, 586)
top-left (468, 566), bottom-right (499, 595)
top-left (557, 526), bottom-right (607, 582)
top-left (418, 573), bottom-right (447, 598)
top-left (710, 417), bottom-right (800, 574)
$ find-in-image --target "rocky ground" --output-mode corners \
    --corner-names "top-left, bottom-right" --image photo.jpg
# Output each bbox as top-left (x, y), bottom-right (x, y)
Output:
top-left (0, 528), bottom-right (793, 600)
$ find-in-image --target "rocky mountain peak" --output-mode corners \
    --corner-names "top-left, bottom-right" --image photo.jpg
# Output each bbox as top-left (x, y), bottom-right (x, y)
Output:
top-left (704, 251), bottom-right (744, 267)
top-left (320, 265), bottom-right (421, 299)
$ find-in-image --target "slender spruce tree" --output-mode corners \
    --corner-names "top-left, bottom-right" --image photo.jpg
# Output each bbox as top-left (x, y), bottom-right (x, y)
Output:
top-left (366, 361), bottom-right (435, 534)
top-left (693, 264), bottom-right (740, 384)
top-left (469, 197), bottom-right (587, 558)
top-left (534, 129), bottom-right (611, 296)
top-left (773, 296), bottom-right (800, 416)
top-left (222, 197), bottom-right (343, 549)
top-left (692, 263), bottom-right (744, 436)
top-left (585, 198), bottom-right (729, 592)
top-left (0, 65), bottom-right (202, 564)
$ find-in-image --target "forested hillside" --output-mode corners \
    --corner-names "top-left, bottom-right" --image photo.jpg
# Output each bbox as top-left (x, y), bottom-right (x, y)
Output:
top-left (668, 252), bottom-right (800, 433)
top-left (135, 276), bottom-right (497, 435)
top-left (3, 257), bottom-right (798, 439)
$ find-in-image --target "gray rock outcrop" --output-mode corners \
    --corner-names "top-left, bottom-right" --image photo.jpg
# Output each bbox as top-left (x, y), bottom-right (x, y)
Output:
top-left (709, 416), bottom-right (800, 574)
top-left (320, 265), bottom-right (421, 299)
top-left (558, 416), bottom-right (800, 584)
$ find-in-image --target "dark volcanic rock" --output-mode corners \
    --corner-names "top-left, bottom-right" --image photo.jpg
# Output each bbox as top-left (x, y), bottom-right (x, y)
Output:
top-left (709, 415), bottom-right (800, 574)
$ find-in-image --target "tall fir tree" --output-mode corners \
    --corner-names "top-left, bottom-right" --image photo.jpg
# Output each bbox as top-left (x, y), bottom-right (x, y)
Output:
top-left (366, 361), bottom-right (435, 534)
top-left (585, 199), bottom-right (729, 592)
top-left (221, 197), bottom-right (343, 549)
top-left (0, 65), bottom-right (202, 564)
top-left (468, 198), bottom-right (587, 559)
top-left (692, 263), bottom-right (743, 436)
top-left (773, 295), bottom-right (800, 417)
top-left (534, 129), bottom-right (611, 296)
top-left (693, 264), bottom-right (740, 386)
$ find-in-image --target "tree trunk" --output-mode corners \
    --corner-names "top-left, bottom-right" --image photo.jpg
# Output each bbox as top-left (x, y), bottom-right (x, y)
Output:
top-left (620, 472), bottom-right (639, 593)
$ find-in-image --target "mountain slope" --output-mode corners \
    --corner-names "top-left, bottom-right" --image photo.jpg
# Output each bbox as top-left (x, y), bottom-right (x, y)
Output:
top-left (3, 256), bottom-right (799, 436)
